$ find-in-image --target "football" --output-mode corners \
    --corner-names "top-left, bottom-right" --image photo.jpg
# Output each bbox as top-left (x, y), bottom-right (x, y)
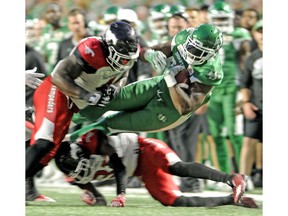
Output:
top-left (175, 68), bottom-right (190, 85)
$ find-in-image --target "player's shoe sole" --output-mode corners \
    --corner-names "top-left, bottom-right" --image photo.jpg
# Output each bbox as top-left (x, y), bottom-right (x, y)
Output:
top-left (28, 194), bottom-right (56, 202)
top-left (232, 174), bottom-right (247, 203)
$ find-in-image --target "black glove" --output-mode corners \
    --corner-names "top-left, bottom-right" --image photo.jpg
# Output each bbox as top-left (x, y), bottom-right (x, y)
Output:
top-left (97, 84), bottom-right (120, 107)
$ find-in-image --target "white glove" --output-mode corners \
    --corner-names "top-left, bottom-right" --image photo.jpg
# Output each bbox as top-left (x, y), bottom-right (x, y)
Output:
top-left (164, 65), bottom-right (186, 87)
top-left (25, 67), bottom-right (45, 89)
top-left (82, 91), bottom-right (102, 106)
top-left (144, 49), bottom-right (167, 74)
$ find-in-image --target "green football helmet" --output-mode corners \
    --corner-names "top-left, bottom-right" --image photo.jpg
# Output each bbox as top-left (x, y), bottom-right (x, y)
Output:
top-left (103, 6), bottom-right (121, 25)
top-left (182, 24), bottom-right (223, 66)
top-left (208, 1), bottom-right (235, 33)
top-left (167, 4), bottom-right (186, 17)
top-left (148, 3), bottom-right (171, 36)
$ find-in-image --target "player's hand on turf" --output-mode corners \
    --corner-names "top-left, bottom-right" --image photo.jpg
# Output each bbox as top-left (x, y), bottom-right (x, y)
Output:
top-left (25, 67), bottom-right (45, 89)
top-left (81, 190), bottom-right (107, 206)
top-left (110, 194), bottom-right (126, 207)
top-left (144, 49), bottom-right (167, 74)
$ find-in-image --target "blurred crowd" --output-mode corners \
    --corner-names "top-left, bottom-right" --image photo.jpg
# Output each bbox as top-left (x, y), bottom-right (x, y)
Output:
top-left (25, 0), bottom-right (263, 194)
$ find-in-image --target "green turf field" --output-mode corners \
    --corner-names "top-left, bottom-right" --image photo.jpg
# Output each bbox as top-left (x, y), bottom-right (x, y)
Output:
top-left (26, 184), bottom-right (263, 216)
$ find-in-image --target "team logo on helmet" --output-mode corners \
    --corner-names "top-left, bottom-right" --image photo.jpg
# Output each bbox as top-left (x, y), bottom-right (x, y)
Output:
top-left (206, 71), bottom-right (222, 81)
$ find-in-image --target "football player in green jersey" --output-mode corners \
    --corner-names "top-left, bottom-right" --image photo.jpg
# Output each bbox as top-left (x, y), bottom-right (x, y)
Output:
top-left (207, 1), bottom-right (252, 173)
top-left (146, 3), bottom-right (171, 46)
top-left (69, 23), bottom-right (224, 141)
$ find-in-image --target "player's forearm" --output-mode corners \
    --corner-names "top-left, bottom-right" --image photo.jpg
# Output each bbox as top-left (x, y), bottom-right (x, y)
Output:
top-left (109, 153), bottom-right (127, 195)
top-left (240, 88), bottom-right (251, 103)
top-left (139, 41), bottom-right (172, 61)
top-left (51, 57), bottom-right (89, 99)
top-left (52, 72), bottom-right (88, 99)
top-left (76, 182), bottom-right (105, 198)
top-left (168, 85), bottom-right (205, 115)
top-left (150, 41), bottom-right (172, 57)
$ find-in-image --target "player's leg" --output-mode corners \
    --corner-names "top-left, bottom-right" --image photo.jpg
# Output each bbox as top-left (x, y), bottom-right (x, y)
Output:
top-left (207, 95), bottom-right (230, 173)
top-left (173, 194), bottom-right (259, 208)
top-left (223, 91), bottom-right (242, 171)
top-left (79, 76), bottom-right (162, 121)
top-left (26, 78), bottom-right (75, 201)
top-left (70, 79), bottom-right (181, 140)
top-left (169, 161), bottom-right (247, 203)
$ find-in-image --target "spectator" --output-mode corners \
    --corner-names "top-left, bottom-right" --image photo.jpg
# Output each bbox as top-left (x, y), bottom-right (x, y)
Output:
top-left (166, 12), bottom-right (190, 41)
top-left (206, 1), bottom-right (251, 174)
top-left (240, 8), bottom-right (260, 34)
top-left (239, 20), bottom-right (263, 190)
top-left (146, 3), bottom-right (171, 46)
top-left (38, 2), bottom-right (69, 74)
top-left (198, 4), bottom-right (209, 24)
top-left (238, 8), bottom-right (261, 72)
top-left (57, 8), bottom-right (93, 62)
top-left (185, 6), bottom-right (201, 27)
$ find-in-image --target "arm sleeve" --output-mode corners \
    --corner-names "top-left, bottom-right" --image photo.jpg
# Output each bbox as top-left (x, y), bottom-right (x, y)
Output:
top-left (109, 153), bottom-right (127, 195)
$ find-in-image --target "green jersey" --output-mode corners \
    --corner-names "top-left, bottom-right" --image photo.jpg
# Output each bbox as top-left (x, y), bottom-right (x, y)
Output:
top-left (216, 27), bottom-right (251, 91)
top-left (38, 24), bottom-right (70, 74)
top-left (169, 28), bottom-right (224, 86)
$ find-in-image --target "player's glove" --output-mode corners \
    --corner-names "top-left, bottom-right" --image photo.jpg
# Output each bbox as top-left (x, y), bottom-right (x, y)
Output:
top-left (110, 194), bottom-right (126, 207)
top-left (81, 91), bottom-right (103, 106)
top-left (97, 84), bottom-right (120, 107)
top-left (81, 190), bottom-right (107, 206)
top-left (163, 65), bottom-right (186, 87)
top-left (144, 49), bottom-right (167, 74)
top-left (25, 67), bottom-right (45, 89)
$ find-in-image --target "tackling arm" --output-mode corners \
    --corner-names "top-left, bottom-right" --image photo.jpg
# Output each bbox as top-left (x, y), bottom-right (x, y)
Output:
top-left (139, 41), bottom-right (172, 74)
top-left (51, 55), bottom-right (90, 99)
top-left (97, 133), bottom-right (127, 207)
top-left (98, 136), bottom-right (127, 196)
top-left (139, 40), bottom-right (172, 61)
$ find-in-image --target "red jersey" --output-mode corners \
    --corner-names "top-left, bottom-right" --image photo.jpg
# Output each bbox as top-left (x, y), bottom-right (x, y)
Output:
top-left (69, 36), bottom-right (129, 109)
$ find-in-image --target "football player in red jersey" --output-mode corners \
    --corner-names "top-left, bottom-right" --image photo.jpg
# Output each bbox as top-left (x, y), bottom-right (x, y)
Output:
top-left (55, 129), bottom-right (258, 208)
top-left (26, 21), bottom-right (140, 202)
